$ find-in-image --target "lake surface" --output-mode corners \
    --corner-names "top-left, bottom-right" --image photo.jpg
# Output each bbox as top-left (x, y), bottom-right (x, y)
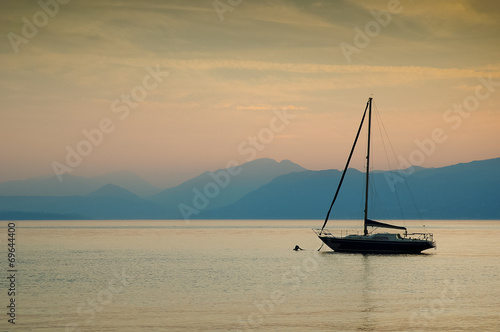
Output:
top-left (1, 220), bottom-right (499, 331)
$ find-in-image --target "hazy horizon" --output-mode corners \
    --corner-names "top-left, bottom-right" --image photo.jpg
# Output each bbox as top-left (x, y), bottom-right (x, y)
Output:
top-left (2, 0), bottom-right (500, 188)
top-left (2, 155), bottom-right (498, 191)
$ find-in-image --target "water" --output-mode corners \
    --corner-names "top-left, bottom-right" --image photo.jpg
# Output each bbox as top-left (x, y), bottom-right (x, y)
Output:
top-left (1, 220), bottom-right (499, 331)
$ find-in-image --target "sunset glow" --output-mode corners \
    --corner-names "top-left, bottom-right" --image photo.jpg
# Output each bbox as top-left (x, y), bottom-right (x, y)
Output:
top-left (1, 0), bottom-right (499, 187)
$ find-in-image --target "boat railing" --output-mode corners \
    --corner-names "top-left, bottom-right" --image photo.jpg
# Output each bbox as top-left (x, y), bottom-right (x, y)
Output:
top-left (314, 229), bottom-right (434, 242)
top-left (403, 232), bottom-right (434, 242)
top-left (313, 228), bottom-right (331, 237)
top-left (313, 228), bottom-right (361, 238)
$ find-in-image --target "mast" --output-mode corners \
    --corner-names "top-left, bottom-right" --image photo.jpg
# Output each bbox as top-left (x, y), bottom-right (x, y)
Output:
top-left (363, 97), bottom-right (372, 236)
top-left (320, 99), bottom-right (369, 234)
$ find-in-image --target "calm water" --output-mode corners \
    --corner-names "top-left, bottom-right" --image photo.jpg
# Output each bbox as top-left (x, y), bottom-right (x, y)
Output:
top-left (1, 220), bottom-right (500, 331)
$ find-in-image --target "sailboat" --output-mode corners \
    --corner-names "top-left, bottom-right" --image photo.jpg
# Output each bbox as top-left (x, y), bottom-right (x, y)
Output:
top-left (313, 97), bottom-right (436, 254)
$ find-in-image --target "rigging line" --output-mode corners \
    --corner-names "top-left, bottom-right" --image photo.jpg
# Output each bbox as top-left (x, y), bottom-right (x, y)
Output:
top-left (365, 118), bottom-right (382, 221)
top-left (320, 99), bottom-right (370, 233)
top-left (367, 104), bottom-right (390, 221)
top-left (373, 102), bottom-right (407, 224)
top-left (317, 242), bottom-right (324, 251)
top-left (368, 168), bottom-right (391, 222)
top-left (358, 168), bottom-right (367, 220)
top-left (373, 102), bottom-right (392, 175)
top-left (374, 110), bottom-right (404, 221)
top-left (373, 102), bottom-right (423, 223)
top-left (369, 171), bottom-right (384, 219)
top-left (403, 172), bottom-right (424, 222)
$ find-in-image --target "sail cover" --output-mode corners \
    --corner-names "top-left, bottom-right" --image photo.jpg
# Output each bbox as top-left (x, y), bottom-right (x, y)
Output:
top-left (365, 219), bottom-right (407, 231)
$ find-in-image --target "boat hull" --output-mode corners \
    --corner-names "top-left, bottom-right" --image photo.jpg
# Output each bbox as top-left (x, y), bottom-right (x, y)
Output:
top-left (318, 236), bottom-right (435, 254)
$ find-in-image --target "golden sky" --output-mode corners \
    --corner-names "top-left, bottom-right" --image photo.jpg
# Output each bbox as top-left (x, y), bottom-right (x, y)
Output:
top-left (1, 0), bottom-right (499, 187)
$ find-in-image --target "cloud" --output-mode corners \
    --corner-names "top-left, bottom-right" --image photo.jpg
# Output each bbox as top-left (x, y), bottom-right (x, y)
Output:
top-left (351, 0), bottom-right (498, 25)
top-left (236, 105), bottom-right (308, 111)
top-left (1, 0), bottom-right (499, 184)
top-left (159, 58), bottom-right (500, 78)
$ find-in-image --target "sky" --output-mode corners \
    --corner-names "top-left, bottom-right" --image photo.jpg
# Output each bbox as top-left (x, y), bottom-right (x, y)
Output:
top-left (1, 0), bottom-right (499, 188)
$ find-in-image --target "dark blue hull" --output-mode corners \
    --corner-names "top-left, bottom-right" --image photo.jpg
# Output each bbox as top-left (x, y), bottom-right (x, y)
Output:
top-left (319, 236), bottom-right (435, 254)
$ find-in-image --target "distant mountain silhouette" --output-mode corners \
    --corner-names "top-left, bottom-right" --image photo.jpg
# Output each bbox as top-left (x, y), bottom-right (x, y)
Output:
top-left (148, 158), bottom-right (306, 218)
top-left (0, 211), bottom-right (87, 220)
top-left (0, 158), bottom-right (306, 220)
top-left (200, 157), bottom-right (500, 220)
top-left (86, 183), bottom-right (141, 200)
top-left (0, 171), bottom-right (161, 197)
top-left (0, 184), bottom-right (167, 220)
top-left (0, 157), bottom-right (498, 220)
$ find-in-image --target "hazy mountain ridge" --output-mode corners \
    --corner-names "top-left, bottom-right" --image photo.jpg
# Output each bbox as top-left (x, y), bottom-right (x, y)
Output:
top-left (0, 171), bottom-right (161, 197)
top-left (0, 191), bottom-right (167, 220)
top-left (0, 157), bottom-right (498, 220)
top-left (0, 211), bottom-right (87, 220)
top-left (148, 158), bottom-right (306, 218)
top-left (200, 157), bottom-right (500, 220)
top-left (0, 158), bottom-right (307, 220)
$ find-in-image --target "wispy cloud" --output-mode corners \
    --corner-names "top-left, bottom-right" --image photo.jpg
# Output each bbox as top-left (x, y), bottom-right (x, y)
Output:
top-left (1, 0), bottom-right (499, 184)
top-left (158, 58), bottom-right (500, 78)
top-left (236, 105), bottom-right (308, 111)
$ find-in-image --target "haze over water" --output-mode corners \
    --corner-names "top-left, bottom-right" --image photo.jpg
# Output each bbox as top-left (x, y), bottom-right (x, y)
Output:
top-left (3, 220), bottom-right (499, 331)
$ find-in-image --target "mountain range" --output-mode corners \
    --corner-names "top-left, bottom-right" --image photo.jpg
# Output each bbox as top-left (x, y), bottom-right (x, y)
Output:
top-left (0, 157), bottom-right (498, 220)
top-left (0, 171), bottom-right (161, 197)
